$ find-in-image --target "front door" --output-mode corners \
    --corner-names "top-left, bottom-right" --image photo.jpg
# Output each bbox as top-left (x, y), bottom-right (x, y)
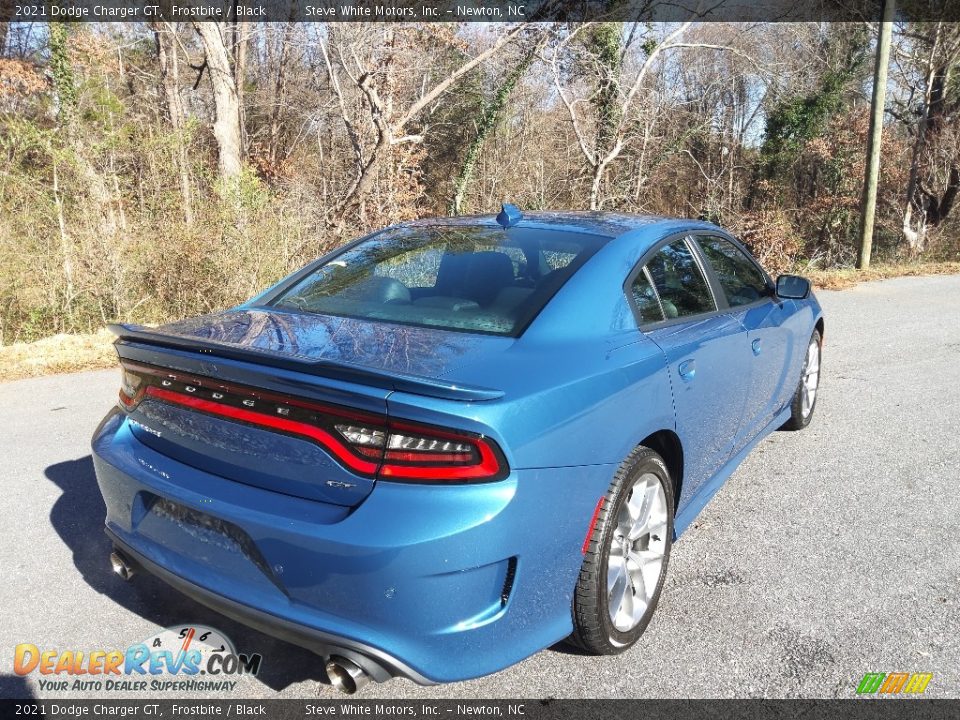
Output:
top-left (692, 234), bottom-right (794, 449)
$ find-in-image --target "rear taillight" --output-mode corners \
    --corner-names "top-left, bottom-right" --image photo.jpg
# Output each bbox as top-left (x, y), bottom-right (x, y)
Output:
top-left (378, 422), bottom-right (502, 480)
top-left (331, 420), bottom-right (502, 480)
top-left (118, 368), bottom-right (144, 408)
top-left (117, 362), bottom-right (507, 483)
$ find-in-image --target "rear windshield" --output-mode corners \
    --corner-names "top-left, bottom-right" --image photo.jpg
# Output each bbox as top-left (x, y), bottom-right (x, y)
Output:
top-left (269, 225), bottom-right (605, 336)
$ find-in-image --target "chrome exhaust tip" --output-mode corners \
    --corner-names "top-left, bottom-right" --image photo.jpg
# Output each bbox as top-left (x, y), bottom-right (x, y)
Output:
top-left (325, 656), bottom-right (370, 694)
top-left (110, 550), bottom-right (135, 581)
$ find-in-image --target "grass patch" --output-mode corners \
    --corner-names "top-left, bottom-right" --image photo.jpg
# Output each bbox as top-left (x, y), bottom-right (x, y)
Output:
top-left (802, 261), bottom-right (960, 290)
top-left (0, 328), bottom-right (117, 382)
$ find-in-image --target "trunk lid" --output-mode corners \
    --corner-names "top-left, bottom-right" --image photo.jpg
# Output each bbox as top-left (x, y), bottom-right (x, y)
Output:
top-left (111, 308), bottom-right (512, 507)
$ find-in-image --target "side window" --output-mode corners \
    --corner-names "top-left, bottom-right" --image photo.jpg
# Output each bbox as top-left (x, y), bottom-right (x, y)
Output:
top-left (630, 269), bottom-right (665, 324)
top-left (696, 236), bottom-right (769, 307)
top-left (645, 238), bottom-right (716, 318)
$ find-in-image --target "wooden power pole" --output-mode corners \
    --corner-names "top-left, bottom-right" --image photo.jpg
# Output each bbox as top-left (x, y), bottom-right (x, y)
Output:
top-left (857, 0), bottom-right (895, 269)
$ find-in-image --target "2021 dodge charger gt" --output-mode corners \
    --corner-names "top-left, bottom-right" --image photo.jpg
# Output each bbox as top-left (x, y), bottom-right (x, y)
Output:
top-left (92, 207), bottom-right (823, 692)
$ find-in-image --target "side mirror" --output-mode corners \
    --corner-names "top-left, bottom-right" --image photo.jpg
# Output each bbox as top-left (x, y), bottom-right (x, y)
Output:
top-left (775, 274), bottom-right (811, 300)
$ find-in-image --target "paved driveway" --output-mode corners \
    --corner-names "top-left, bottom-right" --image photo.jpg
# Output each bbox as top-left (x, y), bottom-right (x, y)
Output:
top-left (1, 275), bottom-right (958, 699)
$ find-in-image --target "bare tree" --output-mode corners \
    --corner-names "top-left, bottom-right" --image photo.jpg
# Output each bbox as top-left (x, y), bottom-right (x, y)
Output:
top-left (325, 24), bottom-right (528, 214)
top-left (0, 0), bottom-right (11, 56)
top-left (450, 35), bottom-right (545, 215)
top-left (154, 22), bottom-right (194, 224)
top-left (193, 22), bottom-right (243, 181)
top-left (553, 22), bottom-right (761, 209)
top-left (231, 17), bottom-right (249, 153)
top-left (900, 22), bottom-right (960, 252)
top-left (553, 22), bottom-right (697, 209)
top-left (266, 21), bottom-right (297, 167)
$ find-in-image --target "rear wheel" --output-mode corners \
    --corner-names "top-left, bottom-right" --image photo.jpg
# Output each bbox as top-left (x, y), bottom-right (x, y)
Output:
top-left (569, 447), bottom-right (674, 654)
top-left (783, 329), bottom-right (821, 431)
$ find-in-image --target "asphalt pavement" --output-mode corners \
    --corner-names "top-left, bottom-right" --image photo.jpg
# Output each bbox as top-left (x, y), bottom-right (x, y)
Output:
top-left (1, 275), bottom-right (958, 700)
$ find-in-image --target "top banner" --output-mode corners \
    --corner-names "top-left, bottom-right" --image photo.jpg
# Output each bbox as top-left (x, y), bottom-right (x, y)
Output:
top-left (7, 0), bottom-right (960, 23)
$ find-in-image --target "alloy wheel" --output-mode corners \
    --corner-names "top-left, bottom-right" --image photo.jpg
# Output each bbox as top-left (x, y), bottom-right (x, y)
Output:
top-left (801, 337), bottom-right (820, 418)
top-left (606, 473), bottom-right (668, 632)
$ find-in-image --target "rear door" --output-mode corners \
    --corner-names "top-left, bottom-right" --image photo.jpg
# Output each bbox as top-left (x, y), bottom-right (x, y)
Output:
top-left (630, 236), bottom-right (754, 498)
top-left (692, 234), bottom-right (794, 448)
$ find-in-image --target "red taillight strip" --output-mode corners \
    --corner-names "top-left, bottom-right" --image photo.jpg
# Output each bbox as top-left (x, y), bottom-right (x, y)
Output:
top-left (384, 451), bottom-right (474, 464)
top-left (124, 361), bottom-right (508, 483)
top-left (145, 386), bottom-right (379, 475)
top-left (379, 433), bottom-right (501, 480)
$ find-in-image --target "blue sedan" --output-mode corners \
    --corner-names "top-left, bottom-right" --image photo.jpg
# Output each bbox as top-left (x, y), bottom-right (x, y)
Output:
top-left (92, 207), bottom-right (823, 692)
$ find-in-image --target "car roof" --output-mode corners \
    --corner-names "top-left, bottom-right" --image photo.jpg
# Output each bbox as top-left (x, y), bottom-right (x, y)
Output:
top-left (402, 211), bottom-right (720, 240)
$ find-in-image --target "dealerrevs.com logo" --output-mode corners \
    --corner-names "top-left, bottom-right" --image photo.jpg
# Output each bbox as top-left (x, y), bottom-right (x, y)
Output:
top-left (14, 625), bottom-right (262, 693)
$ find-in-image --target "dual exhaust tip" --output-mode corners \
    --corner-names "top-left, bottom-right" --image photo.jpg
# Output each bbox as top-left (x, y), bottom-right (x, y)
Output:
top-left (325, 657), bottom-right (371, 694)
top-left (110, 550), bottom-right (136, 581)
top-left (110, 549), bottom-right (372, 694)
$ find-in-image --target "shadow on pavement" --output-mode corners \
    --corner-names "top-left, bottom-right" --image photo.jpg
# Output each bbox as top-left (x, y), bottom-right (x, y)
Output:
top-left (0, 673), bottom-right (37, 700)
top-left (547, 641), bottom-right (593, 656)
top-left (44, 456), bottom-right (330, 694)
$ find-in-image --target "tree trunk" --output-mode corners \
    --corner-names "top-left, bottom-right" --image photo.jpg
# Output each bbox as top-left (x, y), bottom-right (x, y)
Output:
top-left (450, 48), bottom-right (536, 215)
top-left (52, 162), bottom-right (74, 328)
top-left (233, 18), bottom-right (248, 154)
top-left (48, 22), bottom-right (77, 120)
top-left (589, 156), bottom-right (615, 210)
top-left (901, 23), bottom-right (956, 253)
top-left (268, 22), bottom-right (295, 166)
top-left (340, 73), bottom-right (391, 214)
top-left (154, 22), bottom-right (194, 224)
top-left (0, 0), bottom-right (12, 55)
top-left (587, 23), bottom-right (623, 211)
top-left (591, 23), bottom-right (623, 163)
top-left (50, 22), bottom-right (117, 234)
top-left (193, 22), bottom-right (243, 181)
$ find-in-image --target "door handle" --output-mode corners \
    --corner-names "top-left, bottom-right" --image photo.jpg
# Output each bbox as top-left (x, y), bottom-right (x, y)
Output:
top-left (752, 338), bottom-right (762, 356)
top-left (678, 359), bottom-right (696, 381)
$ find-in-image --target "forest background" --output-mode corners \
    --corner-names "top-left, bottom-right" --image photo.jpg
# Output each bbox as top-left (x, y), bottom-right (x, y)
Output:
top-left (1, 19), bottom-right (959, 374)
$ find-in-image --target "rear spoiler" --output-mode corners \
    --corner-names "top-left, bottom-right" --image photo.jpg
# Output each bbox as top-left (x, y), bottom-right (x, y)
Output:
top-left (108, 324), bottom-right (504, 402)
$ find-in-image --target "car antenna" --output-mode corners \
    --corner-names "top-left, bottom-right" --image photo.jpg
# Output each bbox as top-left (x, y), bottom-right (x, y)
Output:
top-left (496, 203), bottom-right (523, 229)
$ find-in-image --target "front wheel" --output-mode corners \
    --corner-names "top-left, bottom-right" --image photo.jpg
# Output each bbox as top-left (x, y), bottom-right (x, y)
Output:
top-left (782, 329), bottom-right (822, 431)
top-left (568, 447), bottom-right (674, 655)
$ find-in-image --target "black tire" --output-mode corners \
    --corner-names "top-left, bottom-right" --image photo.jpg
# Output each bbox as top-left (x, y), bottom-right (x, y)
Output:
top-left (568, 446), bottom-right (674, 655)
top-left (782, 329), bottom-right (822, 431)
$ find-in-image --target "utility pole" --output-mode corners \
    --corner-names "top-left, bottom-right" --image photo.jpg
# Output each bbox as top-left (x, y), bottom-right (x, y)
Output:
top-left (857, 0), bottom-right (895, 269)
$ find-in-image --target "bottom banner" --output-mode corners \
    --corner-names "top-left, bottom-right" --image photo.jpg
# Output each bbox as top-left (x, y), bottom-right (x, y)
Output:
top-left (1, 699), bottom-right (958, 720)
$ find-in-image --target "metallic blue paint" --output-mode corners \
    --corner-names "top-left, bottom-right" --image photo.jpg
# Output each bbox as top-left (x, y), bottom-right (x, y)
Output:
top-left (91, 212), bottom-right (823, 684)
top-left (496, 203), bottom-right (523, 228)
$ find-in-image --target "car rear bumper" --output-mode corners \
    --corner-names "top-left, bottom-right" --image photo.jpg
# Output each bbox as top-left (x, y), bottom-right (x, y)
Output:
top-left (105, 530), bottom-right (431, 684)
top-left (92, 408), bottom-right (615, 683)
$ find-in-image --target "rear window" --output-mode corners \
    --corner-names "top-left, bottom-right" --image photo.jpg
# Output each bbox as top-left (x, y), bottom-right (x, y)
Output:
top-left (270, 225), bottom-right (605, 336)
